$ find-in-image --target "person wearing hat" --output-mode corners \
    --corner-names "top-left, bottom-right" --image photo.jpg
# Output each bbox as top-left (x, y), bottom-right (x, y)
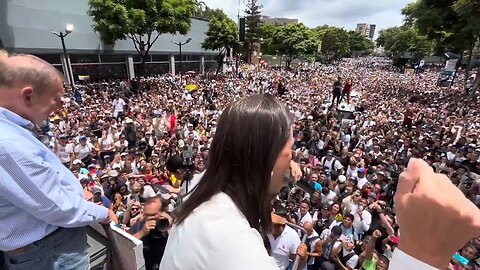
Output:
top-left (122, 118), bottom-right (138, 150)
top-left (54, 134), bottom-right (74, 168)
top-left (92, 188), bottom-right (112, 209)
top-left (74, 135), bottom-right (95, 167)
top-left (313, 204), bottom-right (335, 235)
top-left (320, 150), bottom-right (344, 175)
top-left (267, 212), bottom-right (308, 270)
top-left (357, 167), bottom-right (369, 189)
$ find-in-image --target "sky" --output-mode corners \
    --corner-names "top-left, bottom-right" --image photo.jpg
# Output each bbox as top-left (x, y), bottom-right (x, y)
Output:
top-left (201, 0), bottom-right (415, 36)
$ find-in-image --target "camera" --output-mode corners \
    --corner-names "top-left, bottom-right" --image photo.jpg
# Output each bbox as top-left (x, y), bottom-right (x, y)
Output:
top-left (155, 218), bottom-right (170, 232)
top-left (181, 145), bottom-right (194, 167)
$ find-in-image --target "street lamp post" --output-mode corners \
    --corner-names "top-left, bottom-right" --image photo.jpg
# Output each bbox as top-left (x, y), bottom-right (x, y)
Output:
top-left (51, 24), bottom-right (74, 87)
top-left (171, 37), bottom-right (192, 83)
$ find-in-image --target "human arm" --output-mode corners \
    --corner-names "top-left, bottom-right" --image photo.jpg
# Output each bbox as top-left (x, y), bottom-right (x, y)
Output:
top-left (359, 210), bottom-right (372, 232)
top-left (331, 242), bottom-right (350, 270)
top-left (132, 217), bottom-right (156, 240)
top-left (393, 159), bottom-right (480, 269)
top-left (365, 230), bottom-right (382, 260)
top-left (0, 142), bottom-right (109, 227)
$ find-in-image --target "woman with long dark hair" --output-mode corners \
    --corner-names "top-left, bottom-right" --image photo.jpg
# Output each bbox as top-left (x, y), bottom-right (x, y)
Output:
top-left (160, 94), bottom-right (306, 269)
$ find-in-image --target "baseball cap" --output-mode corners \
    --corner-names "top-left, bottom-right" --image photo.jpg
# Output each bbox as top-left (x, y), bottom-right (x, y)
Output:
top-left (73, 159), bottom-right (82, 165)
top-left (358, 167), bottom-right (366, 174)
top-left (87, 164), bottom-right (96, 169)
top-left (92, 188), bottom-right (102, 195)
top-left (108, 170), bottom-right (119, 178)
top-left (337, 175), bottom-right (346, 183)
top-left (368, 192), bottom-right (377, 199)
top-left (59, 134), bottom-right (68, 139)
top-left (79, 136), bottom-right (87, 141)
top-left (327, 150), bottom-right (334, 156)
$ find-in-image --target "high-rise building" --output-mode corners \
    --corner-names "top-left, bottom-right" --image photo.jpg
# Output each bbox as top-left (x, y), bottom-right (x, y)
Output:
top-left (261, 16), bottom-right (298, 26)
top-left (356, 23), bottom-right (376, 40)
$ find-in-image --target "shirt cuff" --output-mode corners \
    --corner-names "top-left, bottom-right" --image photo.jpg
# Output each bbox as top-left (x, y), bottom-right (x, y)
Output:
top-left (87, 202), bottom-right (109, 222)
top-left (390, 249), bottom-right (439, 270)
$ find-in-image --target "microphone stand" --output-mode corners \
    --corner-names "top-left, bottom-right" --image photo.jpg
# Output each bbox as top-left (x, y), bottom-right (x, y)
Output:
top-left (285, 222), bottom-right (308, 270)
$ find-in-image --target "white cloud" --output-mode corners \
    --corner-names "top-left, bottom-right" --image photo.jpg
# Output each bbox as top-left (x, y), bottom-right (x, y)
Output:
top-left (201, 0), bottom-right (415, 35)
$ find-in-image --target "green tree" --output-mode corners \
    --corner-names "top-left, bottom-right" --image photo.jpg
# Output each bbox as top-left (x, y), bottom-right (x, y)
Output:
top-left (453, 0), bottom-right (480, 92)
top-left (376, 26), bottom-right (433, 59)
top-left (244, 0), bottom-right (263, 63)
top-left (269, 23), bottom-right (318, 68)
top-left (259, 24), bottom-right (279, 55)
top-left (202, 12), bottom-right (240, 74)
top-left (347, 31), bottom-right (375, 55)
top-left (88, 0), bottom-right (195, 75)
top-left (317, 26), bottom-right (350, 62)
top-left (401, 0), bottom-right (476, 55)
top-left (402, 0), bottom-right (479, 85)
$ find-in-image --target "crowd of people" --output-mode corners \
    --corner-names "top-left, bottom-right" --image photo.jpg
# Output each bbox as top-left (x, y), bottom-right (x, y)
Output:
top-left (41, 57), bottom-right (479, 270)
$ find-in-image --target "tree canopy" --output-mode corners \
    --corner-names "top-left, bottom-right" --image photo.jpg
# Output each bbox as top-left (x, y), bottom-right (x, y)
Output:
top-left (269, 23), bottom-right (318, 68)
top-left (88, 0), bottom-right (195, 61)
top-left (376, 26), bottom-right (433, 59)
top-left (316, 26), bottom-right (350, 62)
top-left (347, 31), bottom-right (375, 55)
top-left (401, 0), bottom-right (478, 54)
top-left (202, 11), bottom-right (240, 74)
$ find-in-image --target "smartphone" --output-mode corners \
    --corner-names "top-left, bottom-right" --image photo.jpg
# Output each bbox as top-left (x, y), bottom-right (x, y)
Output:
top-left (452, 254), bottom-right (469, 266)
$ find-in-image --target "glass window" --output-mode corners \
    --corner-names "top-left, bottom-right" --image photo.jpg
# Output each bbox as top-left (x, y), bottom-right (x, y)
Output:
top-left (34, 54), bottom-right (62, 64)
top-left (151, 54), bottom-right (169, 62)
top-left (204, 61), bottom-right (219, 72)
top-left (173, 55), bottom-right (188, 61)
top-left (100, 54), bottom-right (126, 63)
top-left (133, 63), bottom-right (169, 77)
top-left (71, 64), bottom-right (127, 82)
top-left (70, 54), bottom-right (99, 64)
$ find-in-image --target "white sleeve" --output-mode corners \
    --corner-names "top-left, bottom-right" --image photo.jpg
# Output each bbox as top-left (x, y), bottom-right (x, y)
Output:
top-left (389, 249), bottom-right (438, 270)
top-left (289, 232), bottom-right (301, 255)
top-left (346, 255), bottom-right (359, 269)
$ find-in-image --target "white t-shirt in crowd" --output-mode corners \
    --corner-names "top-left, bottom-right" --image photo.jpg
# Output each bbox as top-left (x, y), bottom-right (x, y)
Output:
top-left (333, 242), bottom-right (359, 269)
top-left (56, 143), bottom-right (74, 163)
top-left (141, 185), bottom-right (157, 199)
top-left (267, 226), bottom-right (301, 270)
top-left (320, 157), bottom-right (343, 172)
top-left (113, 98), bottom-right (126, 114)
top-left (357, 177), bottom-right (369, 189)
top-left (74, 143), bottom-right (94, 160)
top-left (180, 171), bottom-right (204, 201)
top-left (297, 212), bottom-right (313, 226)
top-left (305, 231), bottom-right (320, 265)
top-left (99, 136), bottom-right (114, 151)
top-left (321, 190), bottom-right (337, 205)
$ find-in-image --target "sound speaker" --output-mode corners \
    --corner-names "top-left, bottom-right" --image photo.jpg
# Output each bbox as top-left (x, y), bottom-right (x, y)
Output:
top-left (239, 17), bottom-right (246, 42)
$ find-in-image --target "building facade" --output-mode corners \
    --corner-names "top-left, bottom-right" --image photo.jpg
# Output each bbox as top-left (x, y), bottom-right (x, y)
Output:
top-left (0, 0), bottom-right (218, 84)
top-left (356, 23), bottom-right (376, 40)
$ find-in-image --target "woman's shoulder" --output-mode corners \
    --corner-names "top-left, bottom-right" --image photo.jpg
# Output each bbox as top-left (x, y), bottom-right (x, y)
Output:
top-left (163, 192), bottom-right (278, 270)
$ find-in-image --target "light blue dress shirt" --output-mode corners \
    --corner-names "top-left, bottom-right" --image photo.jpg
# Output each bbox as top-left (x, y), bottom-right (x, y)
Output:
top-left (0, 107), bottom-right (108, 251)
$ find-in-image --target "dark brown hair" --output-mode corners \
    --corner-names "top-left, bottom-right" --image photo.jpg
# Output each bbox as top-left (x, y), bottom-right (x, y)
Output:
top-left (174, 94), bottom-right (292, 234)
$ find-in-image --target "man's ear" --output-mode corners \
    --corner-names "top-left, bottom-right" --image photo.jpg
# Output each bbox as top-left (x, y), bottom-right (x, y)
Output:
top-left (20, 87), bottom-right (34, 106)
